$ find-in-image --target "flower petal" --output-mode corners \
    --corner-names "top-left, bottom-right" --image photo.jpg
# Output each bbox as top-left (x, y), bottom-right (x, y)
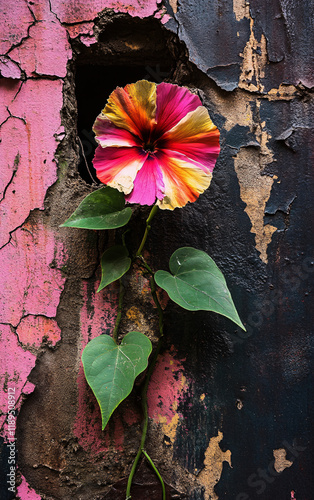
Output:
top-left (160, 106), bottom-right (220, 172)
top-left (93, 146), bottom-right (147, 194)
top-left (155, 83), bottom-right (202, 136)
top-left (125, 155), bottom-right (165, 206)
top-left (155, 150), bottom-right (213, 210)
top-left (102, 80), bottom-right (157, 141)
top-left (93, 113), bottom-right (140, 148)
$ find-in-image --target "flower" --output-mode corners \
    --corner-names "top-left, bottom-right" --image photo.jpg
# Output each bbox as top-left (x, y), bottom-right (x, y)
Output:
top-left (92, 80), bottom-right (220, 210)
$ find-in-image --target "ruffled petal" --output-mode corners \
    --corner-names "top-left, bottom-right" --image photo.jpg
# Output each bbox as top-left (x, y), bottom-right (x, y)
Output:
top-left (160, 106), bottom-right (220, 172)
top-left (125, 155), bottom-right (165, 206)
top-left (93, 146), bottom-right (147, 194)
top-left (155, 150), bottom-right (212, 210)
top-left (93, 113), bottom-right (140, 148)
top-left (102, 80), bottom-right (157, 141)
top-left (155, 83), bottom-right (201, 136)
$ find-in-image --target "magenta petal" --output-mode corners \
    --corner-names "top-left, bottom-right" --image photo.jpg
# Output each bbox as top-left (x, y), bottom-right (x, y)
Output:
top-left (155, 83), bottom-right (202, 135)
top-left (93, 114), bottom-right (140, 148)
top-left (125, 155), bottom-right (165, 205)
top-left (93, 146), bottom-right (147, 191)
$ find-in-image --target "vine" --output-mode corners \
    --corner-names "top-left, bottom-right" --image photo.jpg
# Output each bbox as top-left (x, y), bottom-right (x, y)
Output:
top-left (62, 80), bottom-right (245, 498)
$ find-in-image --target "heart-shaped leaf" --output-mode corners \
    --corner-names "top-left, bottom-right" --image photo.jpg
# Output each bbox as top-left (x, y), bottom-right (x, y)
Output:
top-left (61, 186), bottom-right (132, 230)
top-left (155, 247), bottom-right (245, 330)
top-left (82, 332), bottom-right (152, 429)
top-left (97, 245), bottom-right (131, 292)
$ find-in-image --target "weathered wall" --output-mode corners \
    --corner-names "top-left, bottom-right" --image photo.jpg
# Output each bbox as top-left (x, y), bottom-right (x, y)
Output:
top-left (0, 1), bottom-right (313, 499)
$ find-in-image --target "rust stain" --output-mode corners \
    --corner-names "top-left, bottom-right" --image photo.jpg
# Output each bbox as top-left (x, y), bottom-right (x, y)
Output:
top-left (198, 431), bottom-right (232, 500)
top-left (273, 448), bottom-right (293, 473)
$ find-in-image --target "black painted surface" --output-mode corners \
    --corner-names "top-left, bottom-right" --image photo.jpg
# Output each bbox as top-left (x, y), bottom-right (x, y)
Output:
top-left (149, 87), bottom-right (314, 500)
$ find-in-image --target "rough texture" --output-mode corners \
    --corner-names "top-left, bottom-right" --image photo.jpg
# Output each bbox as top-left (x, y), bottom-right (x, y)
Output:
top-left (0, 1), bottom-right (313, 499)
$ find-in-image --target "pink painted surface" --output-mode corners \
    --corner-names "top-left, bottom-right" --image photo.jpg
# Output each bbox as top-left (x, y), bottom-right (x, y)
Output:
top-left (0, 0), bottom-right (34, 54)
top-left (16, 315), bottom-right (61, 350)
top-left (73, 278), bottom-right (120, 454)
top-left (0, 56), bottom-right (22, 79)
top-left (50, 0), bottom-right (160, 23)
top-left (0, 219), bottom-right (67, 326)
top-left (147, 349), bottom-right (187, 424)
top-left (17, 475), bottom-right (41, 500)
top-left (10, 20), bottom-right (71, 78)
top-left (0, 79), bottom-right (64, 248)
top-left (0, 324), bottom-right (36, 435)
top-left (65, 22), bottom-right (95, 39)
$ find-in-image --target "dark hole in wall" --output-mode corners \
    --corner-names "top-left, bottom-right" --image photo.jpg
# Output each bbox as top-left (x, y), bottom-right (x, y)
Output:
top-left (75, 18), bottom-right (176, 184)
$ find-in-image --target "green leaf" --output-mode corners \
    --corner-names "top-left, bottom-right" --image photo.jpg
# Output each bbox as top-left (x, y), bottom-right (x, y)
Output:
top-left (97, 245), bottom-right (131, 292)
top-left (81, 332), bottom-right (152, 429)
top-left (61, 186), bottom-right (132, 230)
top-left (154, 247), bottom-right (246, 330)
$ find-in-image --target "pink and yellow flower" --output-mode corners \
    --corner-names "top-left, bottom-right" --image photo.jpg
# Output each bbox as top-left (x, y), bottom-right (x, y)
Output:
top-left (92, 80), bottom-right (220, 210)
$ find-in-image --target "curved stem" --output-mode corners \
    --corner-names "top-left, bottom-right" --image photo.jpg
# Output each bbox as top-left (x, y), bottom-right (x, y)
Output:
top-left (125, 274), bottom-right (164, 499)
top-left (112, 279), bottom-right (124, 344)
top-left (142, 450), bottom-right (166, 500)
top-left (136, 205), bottom-right (159, 257)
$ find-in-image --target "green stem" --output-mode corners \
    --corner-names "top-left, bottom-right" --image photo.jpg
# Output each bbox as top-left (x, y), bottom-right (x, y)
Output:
top-left (112, 279), bottom-right (124, 344)
top-left (125, 274), bottom-right (164, 499)
top-left (142, 450), bottom-right (166, 500)
top-left (136, 204), bottom-right (159, 257)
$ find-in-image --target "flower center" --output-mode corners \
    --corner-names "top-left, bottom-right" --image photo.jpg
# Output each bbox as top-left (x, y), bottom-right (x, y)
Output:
top-left (143, 142), bottom-right (156, 154)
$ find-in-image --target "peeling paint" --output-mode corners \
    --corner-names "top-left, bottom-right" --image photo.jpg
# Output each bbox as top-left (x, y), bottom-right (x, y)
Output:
top-left (147, 350), bottom-right (187, 444)
top-left (169, 0), bottom-right (178, 14)
top-left (233, 147), bottom-right (276, 263)
top-left (16, 315), bottom-right (61, 351)
top-left (198, 431), bottom-right (232, 500)
top-left (232, 102), bottom-right (277, 262)
top-left (49, 0), bottom-right (161, 23)
top-left (233, 0), bottom-right (250, 21)
top-left (273, 448), bottom-right (293, 473)
top-left (238, 17), bottom-right (268, 93)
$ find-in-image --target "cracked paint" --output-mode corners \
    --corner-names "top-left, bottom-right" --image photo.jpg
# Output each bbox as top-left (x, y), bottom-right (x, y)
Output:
top-left (0, 1), bottom-right (34, 54)
top-left (273, 448), bottom-right (293, 473)
top-left (0, 219), bottom-right (67, 326)
top-left (0, 79), bottom-right (64, 248)
top-left (197, 431), bottom-right (232, 500)
top-left (10, 19), bottom-right (72, 78)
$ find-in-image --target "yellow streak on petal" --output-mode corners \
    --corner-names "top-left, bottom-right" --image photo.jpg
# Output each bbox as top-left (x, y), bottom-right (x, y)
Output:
top-left (103, 80), bottom-right (156, 135)
top-left (158, 155), bottom-right (212, 210)
top-left (126, 80), bottom-right (157, 122)
top-left (165, 106), bottom-right (217, 142)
